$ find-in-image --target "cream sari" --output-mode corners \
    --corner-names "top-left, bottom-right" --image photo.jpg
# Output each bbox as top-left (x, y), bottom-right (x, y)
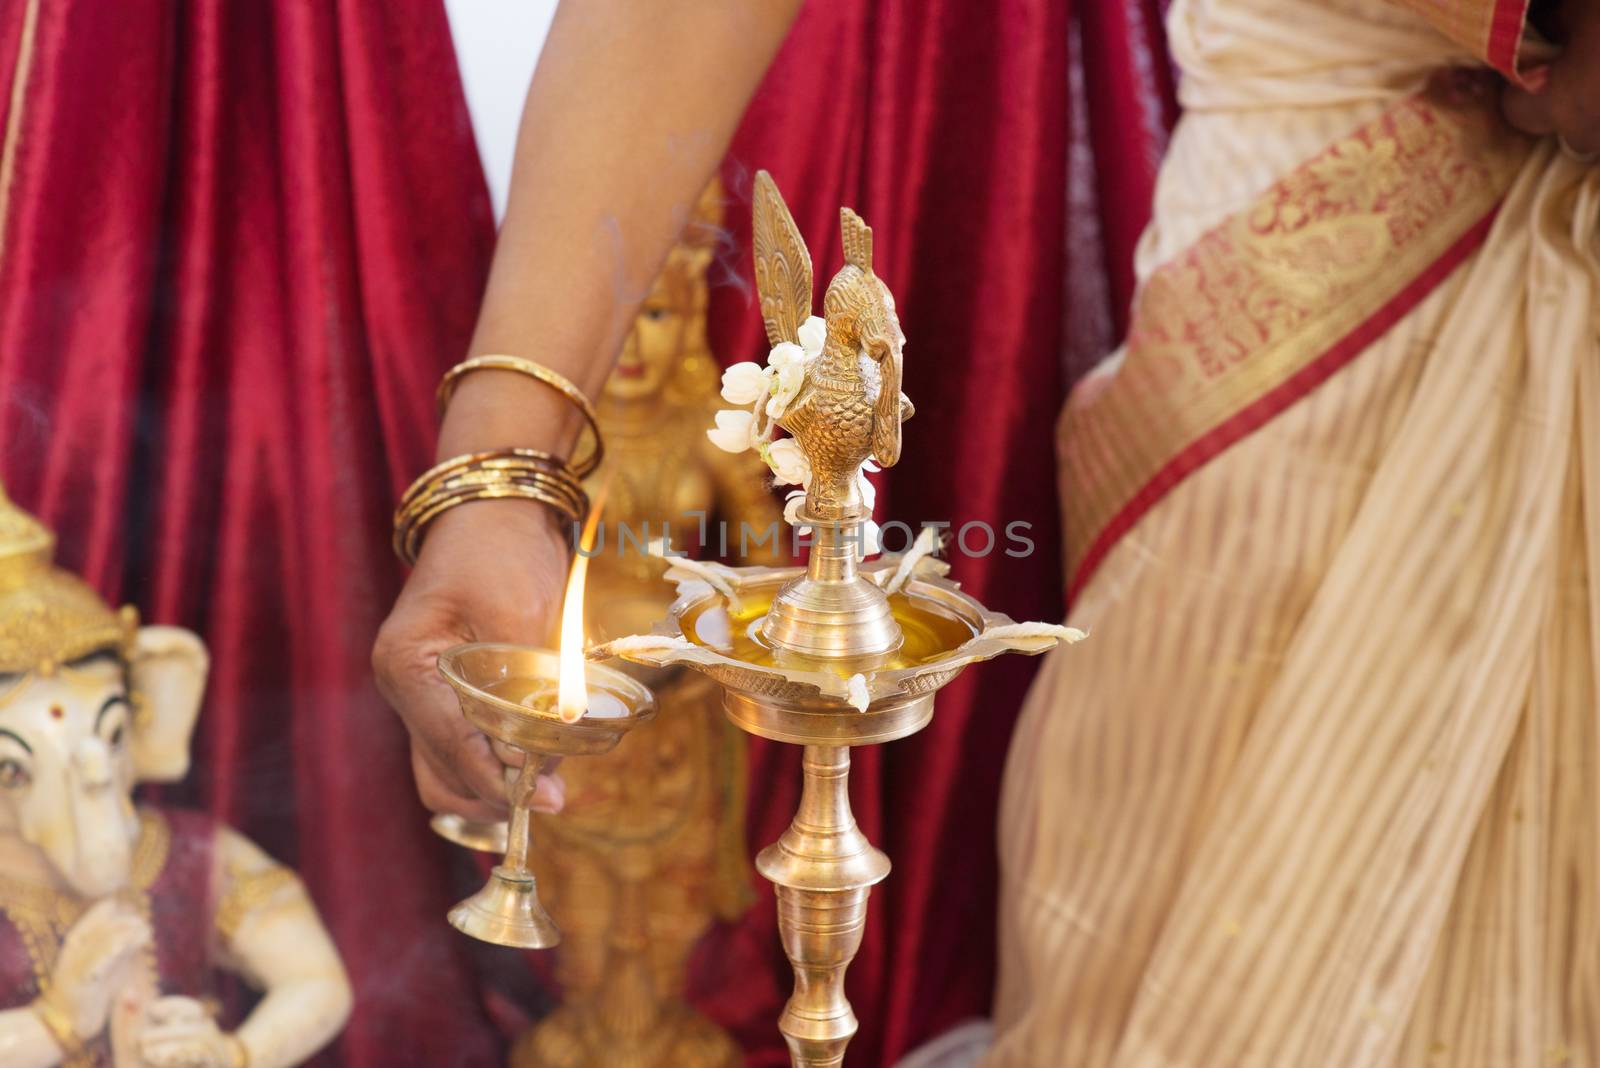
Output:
top-left (989, 0), bottom-right (1600, 1064)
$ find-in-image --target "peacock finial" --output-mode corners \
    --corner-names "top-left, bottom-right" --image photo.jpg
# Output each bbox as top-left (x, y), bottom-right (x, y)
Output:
top-left (735, 171), bottom-right (914, 522)
top-left (751, 170), bottom-right (813, 350)
top-left (840, 208), bottom-right (873, 273)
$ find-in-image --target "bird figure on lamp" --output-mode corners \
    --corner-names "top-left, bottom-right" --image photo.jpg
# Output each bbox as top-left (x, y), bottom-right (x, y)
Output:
top-left (714, 171), bottom-right (915, 527)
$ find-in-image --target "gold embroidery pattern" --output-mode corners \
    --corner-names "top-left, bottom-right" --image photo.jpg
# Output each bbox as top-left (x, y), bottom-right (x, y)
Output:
top-left (0, 809), bottom-right (170, 1067)
top-left (214, 865), bottom-right (301, 947)
top-left (1061, 95), bottom-right (1530, 591)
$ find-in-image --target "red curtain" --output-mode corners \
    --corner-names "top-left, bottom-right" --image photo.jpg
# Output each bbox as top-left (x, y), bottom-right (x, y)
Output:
top-left (0, 1), bottom-right (499, 1065)
top-left (697, 1), bottom-right (1175, 1064)
top-left (0, 1), bottom-right (1173, 1066)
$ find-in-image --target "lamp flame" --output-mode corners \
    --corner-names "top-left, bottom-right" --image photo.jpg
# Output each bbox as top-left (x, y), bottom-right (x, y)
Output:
top-left (557, 481), bottom-right (608, 723)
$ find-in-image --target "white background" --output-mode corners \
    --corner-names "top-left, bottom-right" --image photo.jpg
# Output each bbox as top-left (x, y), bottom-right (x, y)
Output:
top-left (443, 0), bottom-right (561, 221)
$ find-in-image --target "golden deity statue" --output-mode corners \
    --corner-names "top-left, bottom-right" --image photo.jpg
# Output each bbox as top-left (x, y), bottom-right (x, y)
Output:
top-left (510, 178), bottom-right (779, 1068)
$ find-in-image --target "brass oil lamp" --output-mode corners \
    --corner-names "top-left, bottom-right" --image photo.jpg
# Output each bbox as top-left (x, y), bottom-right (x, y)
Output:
top-left (592, 171), bottom-right (1080, 1067)
top-left (435, 532), bottom-right (656, 949)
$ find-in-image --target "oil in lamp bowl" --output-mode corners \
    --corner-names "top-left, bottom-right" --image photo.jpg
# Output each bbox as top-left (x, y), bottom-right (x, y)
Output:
top-left (437, 643), bottom-right (656, 756)
top-left (668, 567), bottom-right (998, 746)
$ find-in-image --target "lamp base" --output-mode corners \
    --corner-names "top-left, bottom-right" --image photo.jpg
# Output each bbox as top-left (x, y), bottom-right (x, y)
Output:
top-left (447, 865), bottom-right (561, 949)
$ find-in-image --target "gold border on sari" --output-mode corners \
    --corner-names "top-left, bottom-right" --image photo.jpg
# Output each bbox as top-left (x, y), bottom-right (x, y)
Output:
top-left (1385, 0), bottom-right (1533, 80)
top-left (1063, 94), bottom-right (1530, 599)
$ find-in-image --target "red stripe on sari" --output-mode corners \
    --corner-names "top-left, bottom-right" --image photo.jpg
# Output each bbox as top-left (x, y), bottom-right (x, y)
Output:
top-left (1486, 0), bottom-right (1533, 82)
top-left (1068, 205), bottom-right (1500, 602)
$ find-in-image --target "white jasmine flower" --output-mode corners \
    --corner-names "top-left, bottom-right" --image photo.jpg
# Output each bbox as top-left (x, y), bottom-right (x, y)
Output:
top-left (783, 489), bottom-right (808, 528)
top-left (766, 438), bottom-right (812, 487)
top-left (856, 466), bottom-right (877, 513)
top-left (797, 315), bottom-right (826, 358)
top-left (766, 342), bottom-right (808, 419)
top-left (720, 361), bottom-right (771, 406)
top-left (859, 519), bottom-right (881, 559)
top-left (707, 409), bottom-right (756, 453)
top-left (659, 556), bottom-right (743, 610)
top-left (883, 525), bottom-right (942, 594)
top-left (767, 364), bottom-right (805, 418)
top-left (845, 673), bottom-right (871, 713)
top-left (768, 340), bottom-right (806, 370)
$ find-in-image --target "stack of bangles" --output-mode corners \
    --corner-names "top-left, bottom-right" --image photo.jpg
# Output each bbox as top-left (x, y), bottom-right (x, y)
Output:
top-left (391, 356), bottom-right (604, 566)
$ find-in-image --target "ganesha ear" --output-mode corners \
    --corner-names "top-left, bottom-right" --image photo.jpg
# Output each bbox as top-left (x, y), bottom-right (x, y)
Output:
top-left (127, 625), bottom-right (209, 783)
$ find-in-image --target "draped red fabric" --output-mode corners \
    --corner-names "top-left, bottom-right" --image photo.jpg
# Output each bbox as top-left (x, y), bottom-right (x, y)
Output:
top-left (1, 0), bottom-right (1173, 1065)
top-left (0, 2), bottom-right (498, 1066)
top-left (695, 2), bottom-right (1175, 1064)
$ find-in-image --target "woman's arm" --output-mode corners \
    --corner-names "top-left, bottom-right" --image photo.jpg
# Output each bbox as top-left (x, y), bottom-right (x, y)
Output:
top-left (374, 0), bottom-right (802, 818)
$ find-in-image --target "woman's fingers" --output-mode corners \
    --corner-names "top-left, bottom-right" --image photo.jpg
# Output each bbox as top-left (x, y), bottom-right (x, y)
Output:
top-left (411, 742), bottom-right (506, 822)
top-left (1503, 2), bottom-right (1600, 156)
top-left (1502, 64), bottom-right (1556, 136)
top-left (488, 743), bottom-right (565, 814)
top-left (530, 771), bottom-right (566, 814)
top-left (454, 731), bottom-right (513, 806)
top-left (374, 609), bottom-right (509, 814)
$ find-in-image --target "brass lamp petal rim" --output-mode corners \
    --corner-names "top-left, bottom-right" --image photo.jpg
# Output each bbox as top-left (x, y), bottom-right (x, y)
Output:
top-left (592, 564), bottom-right (1073, 721)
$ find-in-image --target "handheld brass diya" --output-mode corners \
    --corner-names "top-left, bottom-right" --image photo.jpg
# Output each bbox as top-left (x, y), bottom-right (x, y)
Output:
top-left (435, 529), bottom-right (657, 949)
top-left (591, 171), bottom-right (1082, 1067)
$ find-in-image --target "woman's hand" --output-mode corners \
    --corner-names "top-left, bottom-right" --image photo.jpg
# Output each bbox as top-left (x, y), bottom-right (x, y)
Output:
top-left (373, 499), bottom-right (570, 820)
top-left (1503, 0), bottom-right (1600, 157)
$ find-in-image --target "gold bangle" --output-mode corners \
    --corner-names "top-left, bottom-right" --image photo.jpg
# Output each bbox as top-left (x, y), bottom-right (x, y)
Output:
top-left (436, 355), bottom-right (603, 478)
top-left (396, 452), bottom-right (587, 524)
top-left (412, 468), bottom-right (588, 517)
top-left (401, 475), bottom-right (586, 551)
top-left (397, 448), bottom-right (572, 510)
top-left (395, 480), bottom-right (584, 566)
top-left (395, 452), bottom-right (589, 540)
top-left (408, 469), bottom-right (587, 529)
top-left (31, 993), bottom-right (82, 1057)
top-left (392, 452), bottom-right (588, 566)
top-left (226, 1033), bottom-right (251, 1068)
